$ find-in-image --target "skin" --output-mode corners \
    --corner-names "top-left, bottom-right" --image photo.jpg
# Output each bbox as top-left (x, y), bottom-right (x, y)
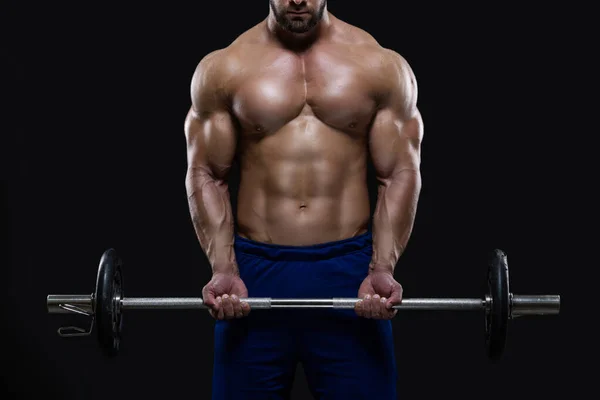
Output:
top-left (184, 0), bottom-right (423, 321)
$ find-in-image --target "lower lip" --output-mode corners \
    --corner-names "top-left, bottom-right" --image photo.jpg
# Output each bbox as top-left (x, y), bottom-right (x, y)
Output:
top-left (288, 12), bottom-right (308, 15)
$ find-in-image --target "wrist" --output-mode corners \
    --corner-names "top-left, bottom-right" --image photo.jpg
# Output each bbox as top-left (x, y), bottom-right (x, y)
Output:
top-left (368, 262), bottom-right (394, 275)
top-left (212, 262), bottom-right (239, 276)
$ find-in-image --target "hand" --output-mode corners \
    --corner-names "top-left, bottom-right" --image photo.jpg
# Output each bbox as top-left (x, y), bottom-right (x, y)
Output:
top-left (202, 272), bottom-right (251, 320)
top-left (355, 271), bottom-right (403, 319)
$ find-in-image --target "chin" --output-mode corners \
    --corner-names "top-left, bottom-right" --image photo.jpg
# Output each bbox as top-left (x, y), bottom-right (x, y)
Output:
top-left (289, 27), bottom-right (311, 34)
top-left (285, 21), bottom-right (313, 34)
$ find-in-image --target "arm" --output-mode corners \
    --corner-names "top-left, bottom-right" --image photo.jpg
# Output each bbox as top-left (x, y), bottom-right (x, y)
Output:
top-left (368, 53), bottom-right (424, 274)
top-left (184, 51), bottom-right (238, 275)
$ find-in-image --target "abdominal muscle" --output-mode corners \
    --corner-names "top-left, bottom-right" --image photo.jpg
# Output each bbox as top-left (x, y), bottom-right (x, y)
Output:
top-left (235, 116), bottom-right (371, 246)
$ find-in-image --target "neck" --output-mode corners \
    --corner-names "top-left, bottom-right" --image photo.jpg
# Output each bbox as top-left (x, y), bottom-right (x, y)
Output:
top-left (266, 9), bottom-right (331, 51)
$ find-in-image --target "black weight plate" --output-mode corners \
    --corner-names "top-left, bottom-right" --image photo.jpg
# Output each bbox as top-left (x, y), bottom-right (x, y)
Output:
top-left (485, 249), bottom-right (509, 360)
top-left (95, 248), bottom-right (124, 357)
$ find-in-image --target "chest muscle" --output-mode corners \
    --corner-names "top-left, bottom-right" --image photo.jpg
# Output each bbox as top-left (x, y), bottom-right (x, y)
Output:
top-left (231, 50), bottom-right (377, 135)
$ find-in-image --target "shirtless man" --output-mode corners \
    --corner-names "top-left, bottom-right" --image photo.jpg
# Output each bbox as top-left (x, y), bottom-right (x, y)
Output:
top-left (184, 1), bottom-right (423, 398)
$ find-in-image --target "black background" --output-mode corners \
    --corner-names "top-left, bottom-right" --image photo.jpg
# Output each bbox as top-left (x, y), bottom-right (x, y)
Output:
top-left (2, 1), bottom-right (588, 399)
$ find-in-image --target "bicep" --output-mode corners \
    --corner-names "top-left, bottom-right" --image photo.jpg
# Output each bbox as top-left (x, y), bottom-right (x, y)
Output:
top-left (184, 51), bottom-right (237, 180)
top-left (184, 108), bottom-right (237, 181)
top-left (369, 108), bottom-right (423, 181)
top-left (370, 51), bottom-right (423, 180)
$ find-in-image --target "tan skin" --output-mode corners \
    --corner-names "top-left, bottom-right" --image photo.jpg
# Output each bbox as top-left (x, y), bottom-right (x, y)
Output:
top-left (185, 0), bottom-right (423, 321)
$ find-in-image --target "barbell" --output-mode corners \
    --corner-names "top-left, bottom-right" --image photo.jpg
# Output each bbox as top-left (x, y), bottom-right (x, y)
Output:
top-left (47, 248), bottom-right (560, 360)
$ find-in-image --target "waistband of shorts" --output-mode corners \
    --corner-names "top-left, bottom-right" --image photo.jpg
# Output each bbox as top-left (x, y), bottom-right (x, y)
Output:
top-left (234, 230), bottom-right (372, 262)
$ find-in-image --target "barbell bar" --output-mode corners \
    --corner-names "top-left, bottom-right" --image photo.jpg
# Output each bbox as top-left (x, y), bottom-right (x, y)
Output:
top-left (48, 295), bottom-right (558, 313)
top-left (46, 248), bottom-right (560, 360)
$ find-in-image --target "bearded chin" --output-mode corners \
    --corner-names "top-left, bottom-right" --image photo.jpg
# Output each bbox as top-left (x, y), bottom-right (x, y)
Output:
top-left (271, 0), bottom-right (326, 34)
top-left (282, 17), bottom-right (316, 33)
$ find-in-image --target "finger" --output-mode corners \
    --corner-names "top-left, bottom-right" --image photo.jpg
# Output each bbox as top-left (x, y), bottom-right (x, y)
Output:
top-left (371, 294), bottom-right (383, 319)
top-left (231, 294), bottom-right (244, 318)
top-left (207, 302), bottom-right (217, 318)
top-left (210, 295), bottom-right (222, 319)
top-left (370, 294), bottom-right (380, 318)
top-left (390, 283), bottom-right (404, 302)
top-left (222, 294), bottom-right (235, 319)
top-left (378, 296), bottom-right (391, 319)
top-left (372, 294), bottom-right (382, 319)
top-left (386, 286), bottom-right (403, 311)
top-left (216, 297), bottom-right (225, 320)
top-left (202, 289), bottom-right (217, 309)
top-left (355, 299), bottom-right (364, 317)
top-left (385, 306), bottom-right (398, 319)
top-left (203, 286), bottom-right (219, 319)
top-left (380, 297), bottom-right (395, 319)
top-left (379, 296), bottom-right (391, 319)
top-left (241, 301), bottom-right (251, 317)
top-left (363, 294), bottom-right (372, 319)
top-left (220, 294), bottom-right (231, 319)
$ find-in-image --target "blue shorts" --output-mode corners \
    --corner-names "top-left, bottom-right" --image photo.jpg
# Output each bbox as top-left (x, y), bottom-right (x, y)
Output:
top-left (211, 231), bottom-right (397, 400)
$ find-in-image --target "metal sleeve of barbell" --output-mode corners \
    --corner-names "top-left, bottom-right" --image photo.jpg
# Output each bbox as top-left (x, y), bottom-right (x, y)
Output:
top-left (119, 297), bottom-right (486, 310)
top-left (511, 295), bottom-right (560, 316)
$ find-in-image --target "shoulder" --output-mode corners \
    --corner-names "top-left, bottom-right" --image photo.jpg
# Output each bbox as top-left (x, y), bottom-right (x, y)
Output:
top-left (191, 22), bottom-right (269, 95)
top-left (381, 48), bottom-right (416, 83)
top-left (330, 17), bottom-right (417, 95)
top-left (191, 46), bottom-right (238, 91)
top-left (348, 43), bottom-right (418, 112)
top-left (190, 48), bottom-right (228, 95)
top-left (189, 48), bottom-right (245, 112)
top-left (367, 47), bottom-right (418, 115)
top-left (189, 46), bottom-right (243, 114)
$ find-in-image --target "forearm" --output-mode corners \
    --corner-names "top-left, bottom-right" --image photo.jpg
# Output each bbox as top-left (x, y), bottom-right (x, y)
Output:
top-left (371, 169), bottom-right (421, 274)
top-left (185, 168), bottom-right (237, 275)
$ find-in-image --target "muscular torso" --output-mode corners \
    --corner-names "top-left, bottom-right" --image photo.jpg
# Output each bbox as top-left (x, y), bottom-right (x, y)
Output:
top-left (225, 21), bottom-right (388, 245)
